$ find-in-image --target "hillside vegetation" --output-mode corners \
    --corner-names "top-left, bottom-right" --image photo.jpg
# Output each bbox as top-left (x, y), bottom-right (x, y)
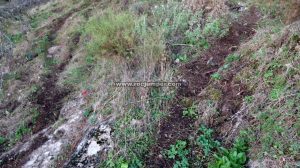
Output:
top-left (0, 0), bottom-right (299, 168)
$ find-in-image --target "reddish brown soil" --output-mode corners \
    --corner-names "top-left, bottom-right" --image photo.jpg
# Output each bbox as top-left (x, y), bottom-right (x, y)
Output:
top-left (146, 7), bottom-right (260, 168)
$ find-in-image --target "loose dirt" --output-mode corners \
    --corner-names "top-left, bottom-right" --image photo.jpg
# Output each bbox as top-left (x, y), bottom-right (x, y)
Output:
top-left (146, 7), bottom-right (260, 168)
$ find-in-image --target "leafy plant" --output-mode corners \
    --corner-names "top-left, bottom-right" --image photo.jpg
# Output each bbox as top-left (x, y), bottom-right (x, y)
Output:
top-left (197, 126), bottom-right (220, 156)
top-left (8, 33), bottom-right (23, 44)
top-left (83, 107), bottom-right (92, 118)
top-left (30, 11), bottom-right (51, 29)
top-left (211, 73), bottom-right (222, 80)
top-left (0, 136), bottom-right (6, 145)
top-left (244, 96), bottom-right (254, 104)
top-left (225, 54), bottom-right (240, 63)
top-left (209, 138), bottom-right (248, 168)
top-left (14, 123), bottom-right (31, 141)
top-left (183, 104), bottom-right (198, 119)
top-left (35, 35), bottom-right (50, 56)
top-left (209, 149), bottom-right (247, 168)
top-left (185, 27), bottom-right (209, 49)
top-left (31, 108), bottom-right (40, 124)
top-left (167, 140), bottom-right (190, 168)
top-left (203, 18), bottom-right (229, 39)
top-left (175, 54), bottom-right (188, 63)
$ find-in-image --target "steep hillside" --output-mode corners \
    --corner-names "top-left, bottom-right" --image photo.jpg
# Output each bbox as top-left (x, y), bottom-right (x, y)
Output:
top-left (0, 0), bottom-right (299, 168)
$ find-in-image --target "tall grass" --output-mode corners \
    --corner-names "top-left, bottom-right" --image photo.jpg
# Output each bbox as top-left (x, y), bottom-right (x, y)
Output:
top-left (84, 9), bottom-right (135, 57)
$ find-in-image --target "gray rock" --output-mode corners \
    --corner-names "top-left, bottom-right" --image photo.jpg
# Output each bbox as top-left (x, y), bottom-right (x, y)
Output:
top-left (48, 46), bottom-right (61, 55)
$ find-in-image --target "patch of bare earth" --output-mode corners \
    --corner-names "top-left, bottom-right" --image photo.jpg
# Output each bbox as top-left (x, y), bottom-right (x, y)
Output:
top-left (146, 7), bottom-right (260, 168)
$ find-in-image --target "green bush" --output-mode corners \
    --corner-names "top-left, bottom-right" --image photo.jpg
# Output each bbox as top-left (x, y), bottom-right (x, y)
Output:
top-left (167, 140), bottom-right (190, 168)
top-left (84, 9), bottom-right (135, 57)
top-left (197, 126), bottom-right (221, 156)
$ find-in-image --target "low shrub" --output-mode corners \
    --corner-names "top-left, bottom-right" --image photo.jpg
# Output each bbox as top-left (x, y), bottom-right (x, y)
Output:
top-left (167, 140), bottom-right (190, 168)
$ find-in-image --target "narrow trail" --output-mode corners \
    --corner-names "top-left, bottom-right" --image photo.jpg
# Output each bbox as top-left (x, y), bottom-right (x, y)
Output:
top-left (146, 7), bottom-right (260, 168)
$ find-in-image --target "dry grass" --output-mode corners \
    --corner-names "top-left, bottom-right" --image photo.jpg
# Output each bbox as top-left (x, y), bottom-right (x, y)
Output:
top-left (183, 0), bottom-right (229, 17)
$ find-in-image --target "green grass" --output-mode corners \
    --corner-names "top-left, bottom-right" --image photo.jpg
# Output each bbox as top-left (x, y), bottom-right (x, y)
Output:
top-left (233, 29), bottom-right (300, 163)
top-left (8, 33), bottom-right (24, 44)
top-left (84, 9), bottom-right (135, 57)
top-left (99, 89), bottom-right (172, 168)
top-left (183, 103), bottom-right (198, 119)
top-left (203, 18), bottom-right (230, 39)
top-left (64, 66), bottom-right (90, 88)
top-left (30, 11), bottom-right (51, 29)
top-left (14, 123), bottom-right (31, 141)
top-left (0, 136), bottom-right (6, 145)
top-left (225, 54), bottom-right (240, 63)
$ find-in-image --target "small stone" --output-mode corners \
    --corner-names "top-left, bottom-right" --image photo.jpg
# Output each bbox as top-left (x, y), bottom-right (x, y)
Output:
top-left (130, 119), bottom-right (142, 127)
top-left (295, 45), bottom-right (300, 52)
top-left (87, 141), bottom-right (101, 156)
top-left (205, 6), bottom-right (212, 11)
top-left (158, 154), bottom-right (163, 159)
top-left (48, 46), bottom-right (61, 55)
top-left (229, 46), bottom-right (238, 52)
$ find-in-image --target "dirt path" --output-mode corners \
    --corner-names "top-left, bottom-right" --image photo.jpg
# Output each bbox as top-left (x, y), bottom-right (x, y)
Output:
top-left (146, 7), bottom-right (260, 168)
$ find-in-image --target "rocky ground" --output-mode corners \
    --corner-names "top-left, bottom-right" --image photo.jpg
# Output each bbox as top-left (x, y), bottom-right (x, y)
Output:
top-left (0, 0), bottom-right (299, 168)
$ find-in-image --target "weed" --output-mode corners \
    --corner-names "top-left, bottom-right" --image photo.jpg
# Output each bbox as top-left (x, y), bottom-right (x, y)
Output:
top-left (88, 115), bottom-right (97, 125)
top-left (183, 103), bottom-right (197, 119)
top-left (150, 2), bottom-right (208, 52)
top-left (28, 84), bottom-right (41, 101)
top-left (211, 73), bottom-right (222, 80)
top-left (197, 126), bottom-right (220, 156)
top-left (30, 11), bottom-right (51, 29)
top-left (220, 64), bottom-right (230, 71)
top-left (34, 35), bottom-right (50, 57)
top-left (85, 55), bottom-right (95, 65)
top-left (209, 138), bottom-right (248, 168)
top-left (64, 66), bottom-right (90, 87)
top-left (225, 54), bottom-right (240, 63)
top-left (203, 18), bottom-right (229, 39)
top-left (0, 136), bottom-right (6, 145)
top-left (84, 9), bottom-right (135, 57)
top-left (166, 140), bottom-right (190, 168)
top-left (2, 71), bottom-right (21, 81)
top-left (185, 27), bottom-right (210, 49)
top-left (175, 54), bottom-right (188, 63)
top-left (14, 123), bottom-right (31, 141)
top-left (31, 108), bottom-right (40, 124)
top-left (8, 33), bottom-right (23, 44)
top-left (83, 107), bottom-right (92, 118)
top-left (244, 96), bottom-right (254, 104)
top-left (151, 2), bottom-right (191, 39)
